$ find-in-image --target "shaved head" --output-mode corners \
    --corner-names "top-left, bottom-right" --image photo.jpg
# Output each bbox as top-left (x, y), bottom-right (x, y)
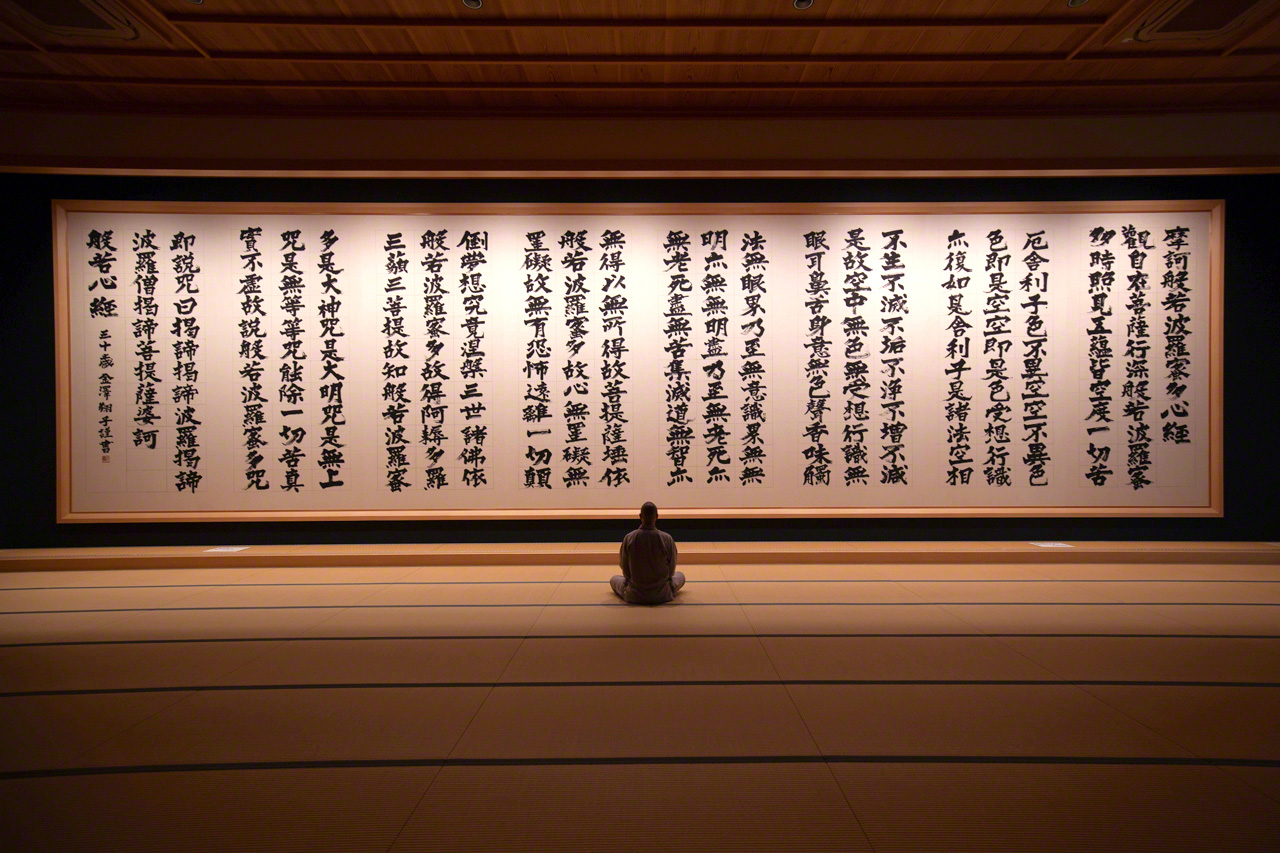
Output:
top-left (640, 501), bottom-right (658, 523)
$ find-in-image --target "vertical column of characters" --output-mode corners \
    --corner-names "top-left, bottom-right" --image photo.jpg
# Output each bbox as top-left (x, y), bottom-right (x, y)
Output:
top-left (522, 230), bottom-right (555, 490)
top-left (941, 229), bottom-right (974, 487)
top-left (419, 230), bottom-right (452, 490)
top-left (278, 230), bottom-right (308, 493)
top-left (237, 227), bottom-right (270, 491)
top-left (699, 229), bottom-right (733, 485)
top-left (457, 230), bottom-right (490, 488)
top-left (982, 230), bottom-right (1014, 487)
top-left (801, 230), bottom-right (833, 487)
top-left (316, 230), bottom-right (346, 490)
top-left (1084, 226), bottom-right (1118, 486)
top-left (85, 230), bottom-right (120, 461)
top-left (129, 229), bottom-right (163, 479)
top-left (1160, 225), bottom-right (1194, 447)
top-left (598, 229), bottom-right (630, 489)
top-left (840, 229), bottom-right (873, 486)
top-left (558, 230), bottom-right (593, 489)
top-left (662, 230), bottom-right (695, 487)
top-left (1019, 231), bottom-right (1051, 487)
top-left (169, 231), bottom-right (202, 493)
top-left (382, 233), bottom-right (413, 492)
top-left (879, 229), bottom-right (909, 486)
top-left (1121, 224), bottom-right (1155, 489)
top-left (739, 230), bottom-right (769, 486)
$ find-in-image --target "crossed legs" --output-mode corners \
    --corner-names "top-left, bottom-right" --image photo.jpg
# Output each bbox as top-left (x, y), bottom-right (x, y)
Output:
top-left (610, 571), bottom-right (685, 602)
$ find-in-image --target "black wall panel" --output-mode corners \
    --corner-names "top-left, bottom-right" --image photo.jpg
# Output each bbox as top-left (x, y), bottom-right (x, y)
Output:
top-left (2, 173), bottom-right (1273, 546)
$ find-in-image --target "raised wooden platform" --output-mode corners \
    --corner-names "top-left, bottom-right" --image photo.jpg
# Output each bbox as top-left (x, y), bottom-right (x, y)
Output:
top-left (2, 541), bottom-right (1277, 572)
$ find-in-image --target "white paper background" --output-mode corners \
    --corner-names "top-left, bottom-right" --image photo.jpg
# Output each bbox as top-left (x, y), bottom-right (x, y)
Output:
top-left (65, 209), bottom-right (1214, 515)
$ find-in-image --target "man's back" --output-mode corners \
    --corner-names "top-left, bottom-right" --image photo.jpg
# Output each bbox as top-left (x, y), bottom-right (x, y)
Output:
top-left (621, 526), bottom-right (676, 591)
top-left (616, 527), bottom-right (680, 604)
top-left (612, 502), bottom-right (684, 605)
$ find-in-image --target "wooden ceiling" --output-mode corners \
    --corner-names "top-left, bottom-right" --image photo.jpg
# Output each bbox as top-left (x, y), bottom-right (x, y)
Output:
top-left (0, 0), bottom-right (1279, 117)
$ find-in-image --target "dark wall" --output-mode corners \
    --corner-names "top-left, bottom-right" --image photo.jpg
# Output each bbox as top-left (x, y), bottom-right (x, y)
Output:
top-left (3, 173), bottom-right (1274, 547)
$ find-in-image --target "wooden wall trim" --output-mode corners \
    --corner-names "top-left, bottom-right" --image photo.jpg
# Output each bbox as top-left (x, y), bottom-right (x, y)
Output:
top-left (10, 157), bottom-right (1280, 179)
top-left (4, 111), bottom-right (1279, 177)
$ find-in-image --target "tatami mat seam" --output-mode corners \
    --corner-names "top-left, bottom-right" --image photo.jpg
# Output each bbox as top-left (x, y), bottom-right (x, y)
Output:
top-left (1067, 680), bottom-right (1280, 811)
top-left (10, 630), bottom-right (1280, 650)
top-left (946, 595), bottom-right (1090, 684)
top-left (1215, 765), bottom-right (1280, 807)
top-left (8, 577), bottom-right (1280, 593)
top-left (13, 600), bottom-right (1280, 617)
top-left (379, 567), bottom-right (568, 852)
top-left (201, 577), bottom-right (403, 689)
top-left (717, 573), bottom-right (882, 851)
top-left (7, 632), bottom-right (1280, 649)
top-left (1082, 575), bottom-right (1252, 633)
top-left (39, 578), bottom-right (399, 775)
top-left (942, 601), bottom-right (1214, 767)
top-left (10, 678), bottom-right (1280, 699)
top-left (394, 563), bottom-right (571, 844)
top-left (50, 687), bottom-right (200, 773)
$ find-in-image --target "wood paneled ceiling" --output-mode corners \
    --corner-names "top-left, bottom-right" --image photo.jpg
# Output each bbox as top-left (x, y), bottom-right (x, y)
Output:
top-left (1, 0), bottom-right (1279, 117)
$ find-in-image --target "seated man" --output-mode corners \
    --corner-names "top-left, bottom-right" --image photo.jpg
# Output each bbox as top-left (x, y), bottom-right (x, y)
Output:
top-left (611, 501), bottom-right (685, 604)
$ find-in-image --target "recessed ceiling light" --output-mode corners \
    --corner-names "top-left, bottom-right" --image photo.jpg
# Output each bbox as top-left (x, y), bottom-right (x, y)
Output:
top-left (1067, 0), bottom-right (1089, 7)
top-left (463, 0), bottom-right (483, 8)
top-left (794, 0), bottom-right (814, 9)
top-left (185, 0), bottom-right (203, 6)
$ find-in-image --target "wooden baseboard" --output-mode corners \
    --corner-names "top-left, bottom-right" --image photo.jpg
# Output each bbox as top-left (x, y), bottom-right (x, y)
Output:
top-left (0, 542), bottom-right (1276, 572)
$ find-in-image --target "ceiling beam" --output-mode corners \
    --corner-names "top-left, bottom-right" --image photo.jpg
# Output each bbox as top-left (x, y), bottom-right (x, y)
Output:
top-left (5, 72), bottom-right (1276, 93)
top-left (1067, 0), bottom-right (1159, 60)
top-left (0, 16), bottom-right (44, 52)
top-left (1222, 5), bottom-right (1280, 57)
top-left (164, 14), bottom-right (1109, 31)
top-left (4, 45), bottom-right (1278, 65)
top-left (4, 101), bottom-right (1279, 121)
top-left (114, 0), bottom-right (210, 58)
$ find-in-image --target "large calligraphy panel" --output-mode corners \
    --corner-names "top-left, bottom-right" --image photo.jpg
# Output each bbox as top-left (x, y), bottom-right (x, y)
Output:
top-left (56, 201), bottom-right (1222, 520)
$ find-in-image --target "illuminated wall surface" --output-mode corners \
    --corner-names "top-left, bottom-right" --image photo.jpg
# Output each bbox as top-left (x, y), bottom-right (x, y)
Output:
top-left (59, 202), bottom-right (1220, 520)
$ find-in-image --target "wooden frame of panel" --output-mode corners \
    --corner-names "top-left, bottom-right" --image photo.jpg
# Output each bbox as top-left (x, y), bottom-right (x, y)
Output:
top-left (52, 199), bottom-right (1225, 522)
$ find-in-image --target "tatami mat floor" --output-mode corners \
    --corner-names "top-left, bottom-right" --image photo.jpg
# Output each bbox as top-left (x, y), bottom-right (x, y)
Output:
top-left (2, 556), bottom-right (1279, 851)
